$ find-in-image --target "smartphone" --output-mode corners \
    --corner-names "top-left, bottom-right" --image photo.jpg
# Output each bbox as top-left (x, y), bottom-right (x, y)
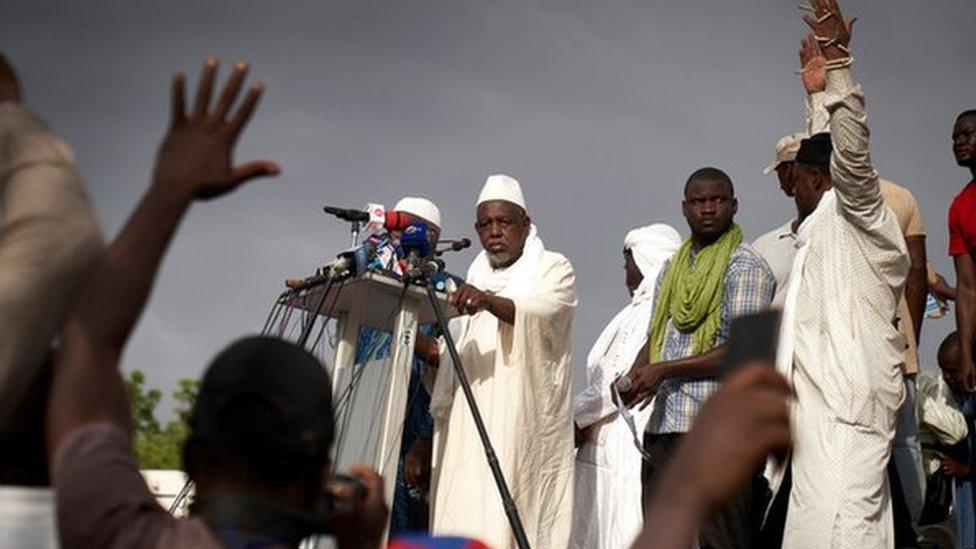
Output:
top-left (723, 310), bottom-right (781, 376)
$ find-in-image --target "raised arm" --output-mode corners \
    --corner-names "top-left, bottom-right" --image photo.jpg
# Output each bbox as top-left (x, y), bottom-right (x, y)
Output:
top-left (0, 54), bottom-right (103, 427)
top-left (802, 0), bottom-right (886, 229)
top-left (799, 35), bottom-right (829, 135)
top-left (47, 59), bottom-right (280, 455)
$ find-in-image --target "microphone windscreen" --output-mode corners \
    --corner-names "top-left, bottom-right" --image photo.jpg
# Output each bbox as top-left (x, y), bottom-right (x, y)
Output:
top-left (384, 211), bottom-right (412, 231)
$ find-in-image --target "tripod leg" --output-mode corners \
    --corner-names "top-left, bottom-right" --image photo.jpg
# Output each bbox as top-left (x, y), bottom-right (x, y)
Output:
top-left (423, 282), bottom-right (531, 549)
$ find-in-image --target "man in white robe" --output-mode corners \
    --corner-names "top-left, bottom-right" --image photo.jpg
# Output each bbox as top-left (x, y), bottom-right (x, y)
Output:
top-left (768, 9), bottom-right (910, 547)
top-left (571, 224), bottom-right (680, 549)
top-left (429, 174), bottom-right (577, 549)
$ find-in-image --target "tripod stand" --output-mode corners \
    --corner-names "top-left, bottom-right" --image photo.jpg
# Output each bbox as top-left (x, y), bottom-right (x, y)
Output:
top-left (412, 271), bottom-right (531, 549)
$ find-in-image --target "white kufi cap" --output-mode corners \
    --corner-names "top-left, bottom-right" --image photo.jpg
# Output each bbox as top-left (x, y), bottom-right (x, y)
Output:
top-left (477, 174), bottom-right (526, 210)
top-left (394, 197), bottom-right (442, 228)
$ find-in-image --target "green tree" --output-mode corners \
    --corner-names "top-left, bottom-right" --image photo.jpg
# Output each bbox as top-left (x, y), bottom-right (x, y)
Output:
top-left (125, 370), bottom-right (199, 470)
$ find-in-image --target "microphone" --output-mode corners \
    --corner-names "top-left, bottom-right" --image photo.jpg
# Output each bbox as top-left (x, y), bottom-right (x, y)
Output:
top-left (324, 203), bottom-right (414, 233)
top-left (400, 222), bottom-right (434, 258)
top-left (614, 375), bottom-right (633, 393)
top-left (436, 237), bottom-right (472, 256)
top-left (323, 205), bottom-right (370, 223)
top-left (399, 222), bottom-right (435, 280)
top-left (285, 236), bottom-right (388, 289)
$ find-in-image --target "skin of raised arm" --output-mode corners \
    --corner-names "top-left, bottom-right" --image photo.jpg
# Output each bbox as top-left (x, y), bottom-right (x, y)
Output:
top-left (953, 254), bottom-right (976, 393)
top-left (47, 59), bottom-right (280, 457)
top-left (802, 0), bottom-right (856, 62)
top-left (904, 236), bottom-right (928, 342)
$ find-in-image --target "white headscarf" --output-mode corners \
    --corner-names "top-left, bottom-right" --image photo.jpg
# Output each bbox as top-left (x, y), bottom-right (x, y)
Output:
top-left (574, 223), bottom-right (680, 428)
top-left (624, 224), bottom-right (682, 300)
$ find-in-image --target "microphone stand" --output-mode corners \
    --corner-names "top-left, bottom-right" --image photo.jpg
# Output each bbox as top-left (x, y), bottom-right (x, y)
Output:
top-left (348, 220), bottom-right (361, 248)
top-left (414, 270), bottom-right (531, 549)
top-left (297, 266), bottom-right (345, 348)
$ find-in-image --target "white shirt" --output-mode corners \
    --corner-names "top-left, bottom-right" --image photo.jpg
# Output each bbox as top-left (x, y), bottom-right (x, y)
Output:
top-left (752, 219), bottom-right (796, 308)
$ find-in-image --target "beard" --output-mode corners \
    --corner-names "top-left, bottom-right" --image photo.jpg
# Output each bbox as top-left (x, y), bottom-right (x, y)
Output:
top-left (487, 250), bottom-right (521, 269)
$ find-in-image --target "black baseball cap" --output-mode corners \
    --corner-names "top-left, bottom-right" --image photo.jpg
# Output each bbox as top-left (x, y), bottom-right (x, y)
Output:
top-left (795, 132), bottom-right (833, 167)
top-left (189, 336), bottom-right (334, 461)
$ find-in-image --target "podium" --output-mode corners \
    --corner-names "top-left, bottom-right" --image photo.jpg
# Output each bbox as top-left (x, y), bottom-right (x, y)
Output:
top-left (287, 271), bottom-right (455, 538)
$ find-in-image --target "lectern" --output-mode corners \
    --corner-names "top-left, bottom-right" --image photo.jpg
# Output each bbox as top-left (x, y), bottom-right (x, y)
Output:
top-left (286, 271), bottom-right (454, 540)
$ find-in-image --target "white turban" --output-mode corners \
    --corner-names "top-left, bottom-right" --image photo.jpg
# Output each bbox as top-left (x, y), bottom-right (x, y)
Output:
top-left (624, 224), bottom-right (681, 297)
top-left (394, 196), bottom-right (442, 228)
top-left (477, 174), bottom-right (526, 210)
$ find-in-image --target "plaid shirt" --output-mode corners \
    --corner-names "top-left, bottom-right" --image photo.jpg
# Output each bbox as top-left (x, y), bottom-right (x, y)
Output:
top-left (645, 244), bottom-right (775, 434)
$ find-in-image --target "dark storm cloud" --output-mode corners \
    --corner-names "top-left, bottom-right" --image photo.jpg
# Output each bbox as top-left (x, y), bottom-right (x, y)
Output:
top-left (4, 0), bottom-right (974, 411)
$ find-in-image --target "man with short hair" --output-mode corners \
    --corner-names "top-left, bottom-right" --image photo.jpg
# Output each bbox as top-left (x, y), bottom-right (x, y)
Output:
top-left (768, 4), bottom-right (911, 544)
top-left (427, 174), bottom-right (577, 549)
top-left (46, 59), bottom-right (386, 548)
top-left (949, 108), bottom-right (976, 395)
top-left (620, 167), bottom-right (775, 548)
top-left (754, 133), bottom-right (804, 308)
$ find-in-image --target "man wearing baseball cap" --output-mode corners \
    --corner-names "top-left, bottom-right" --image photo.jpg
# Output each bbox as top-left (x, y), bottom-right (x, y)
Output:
top-left (753, 132), bottom-right (805, 308)
top-left (762, 132), bottom-right (806, 198)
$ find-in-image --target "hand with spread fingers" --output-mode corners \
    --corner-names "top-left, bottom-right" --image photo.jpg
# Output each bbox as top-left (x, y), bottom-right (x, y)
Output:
top-left (798, 33), bottom-right (827, 94)
top-left (153, 58), bottom-right (280, 201)
top-left (800, 0), bottom-right (856, 64)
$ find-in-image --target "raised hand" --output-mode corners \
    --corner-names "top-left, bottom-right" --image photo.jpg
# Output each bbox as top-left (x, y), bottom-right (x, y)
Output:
top-left (798, 34), bottom-right (827, 94)
top-left (801, 0), bottom-right (856, 62)
top-left (0, 53), bottom-right (22, 104)
top-left (153, 58), bottom-right (280, 201)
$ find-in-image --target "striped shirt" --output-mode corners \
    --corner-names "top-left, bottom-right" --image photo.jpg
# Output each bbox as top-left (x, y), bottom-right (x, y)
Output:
top-left (645, 243), bottom-right (775, 434)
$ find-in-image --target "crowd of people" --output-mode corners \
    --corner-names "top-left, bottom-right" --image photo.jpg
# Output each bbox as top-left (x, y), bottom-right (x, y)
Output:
top-left (0, 0), bottom-right (973, 548)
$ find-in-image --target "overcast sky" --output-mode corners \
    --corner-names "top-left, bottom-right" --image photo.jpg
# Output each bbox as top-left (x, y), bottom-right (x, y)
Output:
top-left (5, 0), bottom-right (975, 415)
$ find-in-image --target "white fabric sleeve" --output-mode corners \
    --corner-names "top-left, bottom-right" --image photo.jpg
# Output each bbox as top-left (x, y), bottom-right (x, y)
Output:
top-left (573, 376), bottom-right (618, 429)
top-left (918, 384), bottom-right (969, 446)
top-left (822, 68), bottom-right (886, 232)
top-left (805, 91), bottom-right (829, 135)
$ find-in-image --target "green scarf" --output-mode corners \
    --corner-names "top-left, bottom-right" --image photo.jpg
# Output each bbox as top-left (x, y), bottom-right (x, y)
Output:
top-left (649, 224), bottom-right (743, 362)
